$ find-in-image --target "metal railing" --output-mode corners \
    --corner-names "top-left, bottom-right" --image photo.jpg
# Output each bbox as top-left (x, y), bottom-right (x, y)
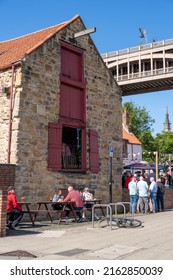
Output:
top-left (115, 66), bottom-right (173, 82)
top-left (102, 38), bottom-right (173, 59)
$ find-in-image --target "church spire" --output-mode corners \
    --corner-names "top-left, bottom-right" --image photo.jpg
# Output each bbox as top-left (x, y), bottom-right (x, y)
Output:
top-left (163, 107), bottom-right (171, 132)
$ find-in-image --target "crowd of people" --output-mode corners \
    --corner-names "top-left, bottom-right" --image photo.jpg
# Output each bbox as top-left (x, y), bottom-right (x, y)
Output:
top-left (7, 168), bottom-right (169, 229)
top-left (123, 169), bottom-right (167, 214)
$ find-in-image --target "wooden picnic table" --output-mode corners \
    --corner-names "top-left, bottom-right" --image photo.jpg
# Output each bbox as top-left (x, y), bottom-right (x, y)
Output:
top-left (19, 202), bottom-right (35, 226)
top-left (19, 199), bottom-right (104, 226)
top-left (83, 199), bottom-right (105, 216)
top-left (34, 200), bottom-right (78, 224)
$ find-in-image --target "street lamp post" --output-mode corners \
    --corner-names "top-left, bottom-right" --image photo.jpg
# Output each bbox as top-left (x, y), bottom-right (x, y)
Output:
top-left (155, 151), bottom-right (159, 181)
top-left (109, 146), bottom-right (114, 204)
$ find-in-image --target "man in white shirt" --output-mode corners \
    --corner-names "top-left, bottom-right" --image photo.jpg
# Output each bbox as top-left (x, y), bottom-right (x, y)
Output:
top-left (128, 176), bottom-right (138, 213)
top-left (150, 177), bottom-right (158, 213)
top-left (137, 176), bottom-right (149, 214)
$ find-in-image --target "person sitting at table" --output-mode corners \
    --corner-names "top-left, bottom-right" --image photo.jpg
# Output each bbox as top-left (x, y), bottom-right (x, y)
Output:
top-left (7, 186), bottom-right (23, 230)
top-left (82, 187), bottom-right (99, 220)
top-left (63, 186), bottom-right (83, 222)
top-left (51, 188), bottom-right (63, 210)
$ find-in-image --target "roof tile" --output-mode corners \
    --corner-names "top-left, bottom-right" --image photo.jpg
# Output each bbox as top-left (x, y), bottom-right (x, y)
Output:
top-left (122, 128), bottom-right (141, 145)
top-left (0, 15), bottom-right (79, 69)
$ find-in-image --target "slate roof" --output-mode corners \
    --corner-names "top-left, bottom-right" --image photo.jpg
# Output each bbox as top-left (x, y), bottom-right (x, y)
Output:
top-left (0, 15), bottom-right (79, 70)
top-left (122, 127), bottom-right (141, 145)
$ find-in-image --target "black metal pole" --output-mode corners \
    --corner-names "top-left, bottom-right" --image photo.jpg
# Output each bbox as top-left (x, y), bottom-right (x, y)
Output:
top-left (109, 155), bottom-right (112, 203)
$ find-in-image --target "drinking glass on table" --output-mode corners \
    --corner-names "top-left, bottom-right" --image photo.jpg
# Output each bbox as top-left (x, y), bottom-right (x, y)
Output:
top-left (21, 197), bottom-right (25, 203)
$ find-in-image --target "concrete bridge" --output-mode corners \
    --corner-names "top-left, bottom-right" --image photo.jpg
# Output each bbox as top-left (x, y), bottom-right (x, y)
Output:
top-left (102, 38), bottom-right (173, 96)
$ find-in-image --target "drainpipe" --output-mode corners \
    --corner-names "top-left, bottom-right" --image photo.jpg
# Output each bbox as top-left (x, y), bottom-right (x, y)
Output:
top-left (7, 64), bottom-right (15, 163)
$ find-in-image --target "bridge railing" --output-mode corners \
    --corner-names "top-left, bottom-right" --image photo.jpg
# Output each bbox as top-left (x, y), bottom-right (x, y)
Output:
top-left (102, 38), bottom-right (173, 59)
top-left (115, 66), bottom-right (173, 82)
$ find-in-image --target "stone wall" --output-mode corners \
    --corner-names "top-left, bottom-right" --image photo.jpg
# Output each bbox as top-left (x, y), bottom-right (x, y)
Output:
top-left (0, 17), bottom-right (122, 205)
top-left (0, 164), bottom-right (15, 237)
top-left (164, 188), bottom-right (173, 209)
top-left (0, 68), bottom-right (21, 163)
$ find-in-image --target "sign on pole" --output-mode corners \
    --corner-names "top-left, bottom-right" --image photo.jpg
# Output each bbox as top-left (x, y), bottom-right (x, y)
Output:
top-left (109, 146), bottom-right (113, 157)
top-left (109, 146), bottom-right (113, 203)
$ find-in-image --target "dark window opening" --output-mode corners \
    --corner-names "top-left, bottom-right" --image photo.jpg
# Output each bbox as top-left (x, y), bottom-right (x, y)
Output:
top-left (62, 126), bottom-right (82, 169)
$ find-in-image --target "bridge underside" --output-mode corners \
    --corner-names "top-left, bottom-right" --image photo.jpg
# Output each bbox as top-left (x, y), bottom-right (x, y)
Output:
top-left (102, 38), bottom-right (173, 96)
top-left (120, 76), bottom-right (173, 96)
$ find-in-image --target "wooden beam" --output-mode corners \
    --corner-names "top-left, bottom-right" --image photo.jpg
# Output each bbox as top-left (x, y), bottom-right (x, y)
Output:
top-left (73, 27), bottom-right (96, 38)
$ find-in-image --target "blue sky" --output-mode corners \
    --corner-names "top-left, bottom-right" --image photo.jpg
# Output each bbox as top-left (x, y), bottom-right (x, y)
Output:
top-left (1, 0), bottom-right (173, 135)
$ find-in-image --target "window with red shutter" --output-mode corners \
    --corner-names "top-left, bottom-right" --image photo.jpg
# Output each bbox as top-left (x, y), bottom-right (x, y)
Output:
top-left (48, 122), bottom-right (86, 172)
top-left (48, 123), bottom-right (62, 170)
top-left (48, 42), bottom-right (87, 172)
top-left (89, 130), bottom-right (100, 172)
top-left (62, 126), bottom-right (81, 169)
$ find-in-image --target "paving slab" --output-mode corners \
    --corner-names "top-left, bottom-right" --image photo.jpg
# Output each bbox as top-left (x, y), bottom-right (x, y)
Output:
top-left (0, 210), bottom-right (173, 260)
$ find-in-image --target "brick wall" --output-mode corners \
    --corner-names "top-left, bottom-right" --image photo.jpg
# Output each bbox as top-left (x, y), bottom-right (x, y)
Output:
top-left (0, 164), bottom-right (15, 237)
top-left (0, 164), bottom-right (15, 186)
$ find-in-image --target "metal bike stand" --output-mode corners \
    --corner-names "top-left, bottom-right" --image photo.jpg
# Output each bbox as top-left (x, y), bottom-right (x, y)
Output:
top-left (107, 202), bottom-right (142, 229)
top-left (112, 202), bottom-right (134, 219)
top-left (91, 204), bottom-right (113, 230)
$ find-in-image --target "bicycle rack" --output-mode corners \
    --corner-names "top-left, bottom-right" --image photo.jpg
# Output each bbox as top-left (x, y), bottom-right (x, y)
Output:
top-left (91, 204), bottom-right (113, 229)
top-left (91, 202), bottom-right (135, 230)
top-left (110, 202), bottom-right (134, 219)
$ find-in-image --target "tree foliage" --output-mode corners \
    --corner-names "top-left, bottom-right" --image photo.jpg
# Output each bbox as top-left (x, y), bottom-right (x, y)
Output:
top-left (123, 101), bottom-right (155, 139)
top-left (155, 132), bottom-right (173, 153)
top-left (138, 131), bottom-right (156, 161)
top-left (139, 131), bottom-right (156, 151)
top-left (122, 101), bottom-right (173, 163)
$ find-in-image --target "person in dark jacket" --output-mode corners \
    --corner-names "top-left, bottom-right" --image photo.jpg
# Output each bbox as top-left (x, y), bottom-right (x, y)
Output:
top-left (156, 178), bottom-right (165, 211)
top-left (7, 186), bottom-right (23, 229)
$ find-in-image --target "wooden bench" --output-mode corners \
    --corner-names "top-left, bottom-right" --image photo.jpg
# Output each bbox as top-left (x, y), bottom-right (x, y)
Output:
top-left (8, 202), bottom-right (36, 226)
top-left (32, 201), bottom-right (78, 224)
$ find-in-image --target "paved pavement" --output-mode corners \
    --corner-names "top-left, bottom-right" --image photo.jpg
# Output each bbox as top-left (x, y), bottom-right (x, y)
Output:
top-left (0, 210), bottom-right (173, 260)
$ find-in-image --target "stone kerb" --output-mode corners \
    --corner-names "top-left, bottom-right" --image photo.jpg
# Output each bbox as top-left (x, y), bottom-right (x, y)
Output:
top-left (0, 164), bottom-right (15, 237)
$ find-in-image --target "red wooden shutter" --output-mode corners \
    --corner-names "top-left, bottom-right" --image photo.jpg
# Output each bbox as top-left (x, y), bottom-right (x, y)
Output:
top-left (61, 47), bottom-right (70, 78)
top-left (61, 43), bottom-right (83, 82)
top-left (89, 130), bottom-right (99, 172)
top-left (60, 42), bottom-right (85, 122)
top-left (60, 83), bottom-right (84, 121)
top-left (70, 86), bottom-right (83, 121)
top-left (60, 83), bottom-right (70, 118)
top-left (81, 128), bottom-right (87, 171)
top-left (48, 123), bottom-right (62, 170)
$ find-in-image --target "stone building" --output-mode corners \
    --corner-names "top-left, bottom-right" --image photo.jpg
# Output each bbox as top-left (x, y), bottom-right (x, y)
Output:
top-left (0, 15), bottom-right (122, 204)
top-left (122, 110), bottom-right (142, 166)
